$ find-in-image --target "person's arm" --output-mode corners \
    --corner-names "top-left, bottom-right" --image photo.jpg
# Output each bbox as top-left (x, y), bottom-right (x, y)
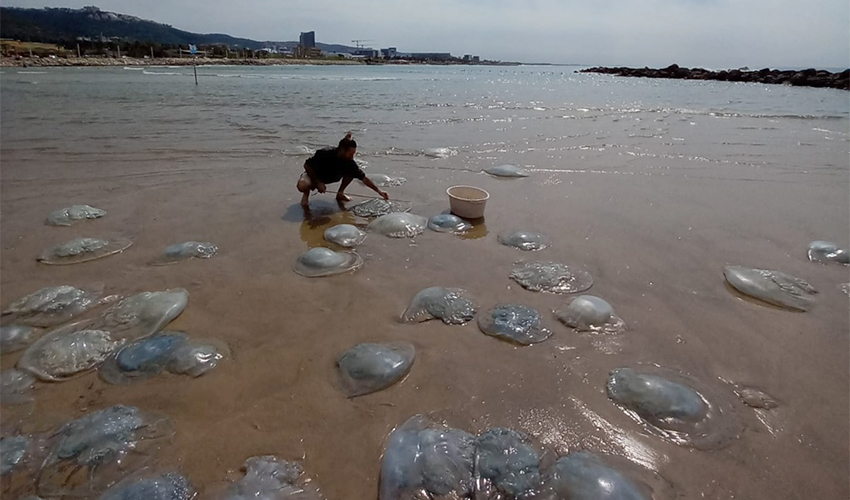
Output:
top-left (361, 176), bottom-right (389, 200)
top-left (303, 162), bottom-right (326, 193)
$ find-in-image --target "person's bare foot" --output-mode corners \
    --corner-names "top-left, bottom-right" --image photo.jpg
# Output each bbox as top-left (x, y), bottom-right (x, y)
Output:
top-left (336, 193), bottom-right (352, 202)
top-left (300, 192), bottom-right (310, 207)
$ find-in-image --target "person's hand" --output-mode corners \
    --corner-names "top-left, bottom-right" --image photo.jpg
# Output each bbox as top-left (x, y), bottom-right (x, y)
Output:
top-left (380, 191), bottom-right (389, 200)
top-left (316, 182), bottom-right (327, 193)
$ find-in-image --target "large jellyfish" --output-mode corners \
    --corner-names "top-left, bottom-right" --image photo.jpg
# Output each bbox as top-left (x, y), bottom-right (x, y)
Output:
top-left (217, 456), bottom-right (322, 500)
top-left (0, 325), bottom-right (39, 354)
top-left (484, 164), bottom-right (529, 178)
top-left (379, 415), bottom-right (476, 500)
top-left (428, 214), bottom-right (472, 234)
top-left (18, 323), bottom-right (121, 381)
top-left (475, 428), bottom-right (542, 498)
top-left (38, 236), bottom-right (132, 265)
top-left (1, 285), bottom-right (102, 327)
top-left (97, 472), bottom-right (194, 500)
top-left (38, 405), bottom-right (174, 498)
top-left (807, 241), bottom-right (849, 264)
top-left (100, 289), bottom-right (190, 341)
top-left (498, 231), bottom-right (550, 251)
top-left (45, 205), bottom-right (106, 226)
top-left (368, 213), bottom-right (428, 238)
top-left (401, 287), bottom-right (478, 325)
top-left (366, 173), bottom-right (407, 187)
top-left (149, 241), bottom-right (218, 266)
top-left (478, 304), bottom-right (552, 345)
top-left (350, 199), bottom-right (410, 218)
top-left (324, 224), bottom-right (367, 247)
top-left (543, 452), bottom-right (649, 500)
top-left (294, 247), bottom-right (363, 277)
top-left (1, 435), bottom-right (30, 476)
top-left (555, 295), bottom-right (625, 334)
top-left (166, 339), bottom-right (228, 378)
top-left (98, 333), bottom-right (189, 385)
top-left (606, 367), bottom-right (737, 449)
top-left (723, 266), bottom-right (816, 312)
top-left (336, 342), bottom-right (415, 397)
top-left (510, 261), bottom-right (593, 294)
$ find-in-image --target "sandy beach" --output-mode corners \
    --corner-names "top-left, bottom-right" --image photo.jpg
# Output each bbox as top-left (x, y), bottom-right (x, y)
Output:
top-left (1, 65), bottom-right (848, 499)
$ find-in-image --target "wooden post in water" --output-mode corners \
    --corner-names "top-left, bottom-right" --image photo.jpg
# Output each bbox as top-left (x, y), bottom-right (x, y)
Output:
top-left (193, 56), bottom-right (198, 85)
top-left (77, 43), bottom-right (81, 58)
top-left (150, 46), bottom-right (154, 59)
top-left (117, 45), bottom-right (121, 58)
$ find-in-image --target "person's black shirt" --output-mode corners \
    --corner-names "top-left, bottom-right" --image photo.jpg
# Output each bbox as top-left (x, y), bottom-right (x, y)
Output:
top-left (305, 147), bottom-right (365, 184)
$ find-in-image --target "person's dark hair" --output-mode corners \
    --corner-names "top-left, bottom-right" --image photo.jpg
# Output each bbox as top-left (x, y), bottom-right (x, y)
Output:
top-left (338, 132), bottom-right (357, 150)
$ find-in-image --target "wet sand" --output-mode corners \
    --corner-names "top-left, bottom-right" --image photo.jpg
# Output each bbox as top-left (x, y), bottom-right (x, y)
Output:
top-left (2, 113), bottom-right (849, 497)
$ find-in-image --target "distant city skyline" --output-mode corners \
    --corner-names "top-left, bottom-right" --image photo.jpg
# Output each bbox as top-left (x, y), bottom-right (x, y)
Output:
top-left (3, 0), bottom-right (848, 68)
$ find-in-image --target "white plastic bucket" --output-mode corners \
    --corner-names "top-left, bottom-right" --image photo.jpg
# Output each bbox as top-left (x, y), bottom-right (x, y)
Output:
top-left (447, 185), bottom-right (490, 219)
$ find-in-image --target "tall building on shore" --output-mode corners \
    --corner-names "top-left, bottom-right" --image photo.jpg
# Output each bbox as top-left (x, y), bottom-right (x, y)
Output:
top-left (299, 31), bottom-right (316, 49)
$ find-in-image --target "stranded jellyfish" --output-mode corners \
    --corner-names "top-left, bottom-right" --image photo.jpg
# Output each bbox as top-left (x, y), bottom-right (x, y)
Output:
top-left (368, 213), bottom-right (428, 238)
top-left (366, 173), bottom-right (407, 187)
top-left (294, 247), bottom-right (363, 277)
top-left (498, 231), bottom-right (550, 251)
top-left (474, 428), bottom-right (542, 498)
top-left (478, 304), bottom-right (552, 345)
top-left (428, 214), bottom-right (472, 234)
top-left (402, 287), bottom-right (478, 325)
top-left (543, 452), bottom-right (649, 500)
top-left (484, 164), bottom-right (529, 178)
top-left (45, 204), bottom-right (106, 226)
top-left (807, 241), bottom-right (849, 264)
top-left (1, 285), bottom-right (102, 327)
top-left (724, 266), bottom-right (816, 312)
top-left (336, 342), bottom-right (415, 397)
top-left (17, 323), bottom-right (121, 381)
top-left (0, 325), bottom-right (39, 354)
top-left (555, 295), bottom-right (625, 334)
top-left (217, 456), bottom-right (322, 500)
top-left (510, 261), bottom-right (593, 294)
top-left (324, 224), bottom-right (367, 247)
top-left (38, 236), bottom-right (132, 265)
top-left (149, 241), bottom-right (218, 265)
top-left (350, 199), bottom-right (410, 218)
top-left (97, 472), bottom-right (194, 500)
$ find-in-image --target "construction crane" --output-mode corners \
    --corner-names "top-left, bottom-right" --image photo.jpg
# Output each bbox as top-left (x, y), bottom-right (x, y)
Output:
top-left (351, 39), bottom-right (375, 49)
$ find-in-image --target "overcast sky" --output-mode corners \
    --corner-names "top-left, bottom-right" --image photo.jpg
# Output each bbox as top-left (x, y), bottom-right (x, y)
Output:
top-left (5, 0), bottom-right (849, 68)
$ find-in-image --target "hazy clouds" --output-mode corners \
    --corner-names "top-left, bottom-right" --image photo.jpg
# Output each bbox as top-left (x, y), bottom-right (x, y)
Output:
top-left (6, 0), bottom-right (849, 68)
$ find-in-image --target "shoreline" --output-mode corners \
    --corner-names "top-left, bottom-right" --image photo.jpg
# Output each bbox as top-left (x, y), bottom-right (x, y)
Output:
top-left (0, 56), bottom-right (523, 68)
top-left (581, 64), bottom-right (850, 90)
top-left (0, 56), bottom-right (364, 68)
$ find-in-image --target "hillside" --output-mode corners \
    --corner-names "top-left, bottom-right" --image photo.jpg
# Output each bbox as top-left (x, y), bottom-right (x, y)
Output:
top-left (0, 6), bottom-right (359, 53)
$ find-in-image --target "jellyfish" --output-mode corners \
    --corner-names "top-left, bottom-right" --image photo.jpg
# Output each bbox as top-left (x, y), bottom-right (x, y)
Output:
top-left (555, 295), bottom-right (625, 334)
top-left (218, 456), bottom-right (322, 500)
top-left (0, 325), bottom-right (39, 354)
top-left (379, 415), bottom-right (476, 500)
top-left (336, 342), bottom-right (415, 397)
top-left (366, 173), bottom-right (407, 187)
top-left (475, 428), bottom-right (542, 498)
top-left (723, 266), bottom-right (816, 312)
top-left (98, 333), bottom-right (189, 385)
top-left (606, 367), bottom-right (737, 449)
top-left (498, 231), bottom-right (550, 251)
top-left (100, 289), bottom-right (190, 341)
top-left (484, 164), bottom-right (529, 178)
top-left (45, 204), bottom-right (106, 226)
top-left (293, 247), bottom-right (363, 277)
top-left (478, 304), bottom-right (553, 345)
top-left (17, 323), bottom-right (121, 381)
top-left (38, 405), bottom-right (174, 498)
top-left (428, 214), bottom-right (472, 234)
top-left (38, 236), bottom-right (132, 265)
top-left (368, 213), bottom-right (428, 238)
top-left (401, 287), bottom-right (478, 325)
top-left (166, 339), bottom-right (228, 378)
top-left (543, 452), bottom-right (649, 500)
top-left (324, 224), bottom-right (367, 247)
top-left (1, 435), bottom-right (30, 476)
top-left (1, 285), bottom-right (102, 327)
top-left (350, 199), bottom-right (410, 218)
top-left (0, 369), bottom-right (36, 405)
top-left (149, 241), bottom-right (218, 265)
top-left (510, 261), bottom-right (593, 294)
top-left (807, 241), bottom-right (849, 264)
top-left (97, 472), bottom-right (194, 500)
